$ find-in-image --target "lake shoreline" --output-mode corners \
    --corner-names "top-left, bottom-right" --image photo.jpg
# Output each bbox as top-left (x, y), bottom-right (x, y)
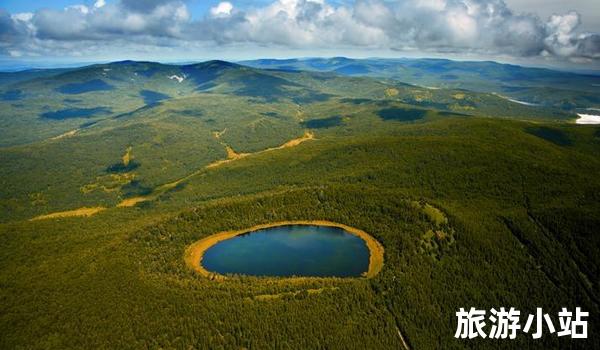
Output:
top-left (184, 220), bottom-right (385, 280)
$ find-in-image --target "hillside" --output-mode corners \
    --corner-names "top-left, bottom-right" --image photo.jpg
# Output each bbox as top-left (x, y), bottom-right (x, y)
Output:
top-left (0, 60), bottom-right (580, 148)
top-left (242, 57), bottom-right (600, 111)
top-left (0, 59), bottom-right (599, 349)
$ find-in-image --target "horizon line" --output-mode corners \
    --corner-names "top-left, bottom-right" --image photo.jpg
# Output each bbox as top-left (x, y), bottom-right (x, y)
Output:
top-left (1, 56), bottom-right (599, 75)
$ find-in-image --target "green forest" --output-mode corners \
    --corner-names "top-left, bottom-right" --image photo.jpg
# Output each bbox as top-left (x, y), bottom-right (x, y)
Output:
top-left (0, 60), bottom-right (599, 349)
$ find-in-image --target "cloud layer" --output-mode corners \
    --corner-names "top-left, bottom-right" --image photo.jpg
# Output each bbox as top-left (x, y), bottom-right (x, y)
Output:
top-left (1, 0), bottom-right (598, 64)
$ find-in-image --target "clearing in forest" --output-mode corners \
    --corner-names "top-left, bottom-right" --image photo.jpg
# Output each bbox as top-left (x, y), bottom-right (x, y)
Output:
top-left (30, 207), bottom-right (107, 220)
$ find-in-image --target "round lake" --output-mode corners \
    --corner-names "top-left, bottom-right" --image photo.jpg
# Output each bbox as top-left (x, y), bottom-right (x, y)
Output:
top-left (201, 225), bottom-right (371, 277)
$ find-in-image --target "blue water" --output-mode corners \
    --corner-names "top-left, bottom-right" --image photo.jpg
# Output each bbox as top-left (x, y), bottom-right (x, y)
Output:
top-left (202, 225), bottom-right (370, 277)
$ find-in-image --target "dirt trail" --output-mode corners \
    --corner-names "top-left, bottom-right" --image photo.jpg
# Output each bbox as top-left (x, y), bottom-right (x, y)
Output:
top-left (396, 326), bottom-right (411, 350)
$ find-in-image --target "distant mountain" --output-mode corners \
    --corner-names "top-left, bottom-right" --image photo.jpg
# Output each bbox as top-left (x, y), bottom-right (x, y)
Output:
top-left (0, 68), bottom-right (75, 85)
top-left (0, 59), bottom-right (581, 148)
top-left (241, 57), bottom-right (600, 110)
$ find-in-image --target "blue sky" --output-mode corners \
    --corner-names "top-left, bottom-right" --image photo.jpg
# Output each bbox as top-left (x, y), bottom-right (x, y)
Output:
top-left (1, 0), bottom-right (256, 19)
top-left (2, 0), bottom-right (77, 13)
top-left (0, 0), bottom-right (598, 69)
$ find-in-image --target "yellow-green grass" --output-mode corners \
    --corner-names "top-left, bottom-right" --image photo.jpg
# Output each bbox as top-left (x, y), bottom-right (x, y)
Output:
top-left (252, 287), bottom-right (339, 301)
top-left (122, 146), bottom-right (133, 166)
top-left (30, 206), bottom-right (107, 220)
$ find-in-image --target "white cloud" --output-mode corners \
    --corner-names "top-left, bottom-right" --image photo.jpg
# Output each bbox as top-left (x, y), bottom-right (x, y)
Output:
top-left (11, 13), bottom-right (34, 22)
top-left (210, 2), bottom-right (234, 17)
top-left (0, 0), bottom-right (597, 64)
top-left (544, 12), bottom-right (581, 57)
top-left (446, 9), bottom-right (478, 43)
top-left (94, 0), bottom-right (107, 9)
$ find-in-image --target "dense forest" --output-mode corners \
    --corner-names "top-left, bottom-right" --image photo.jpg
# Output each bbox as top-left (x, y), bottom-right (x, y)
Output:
top-left (1, 61), bottom-right (599, 349)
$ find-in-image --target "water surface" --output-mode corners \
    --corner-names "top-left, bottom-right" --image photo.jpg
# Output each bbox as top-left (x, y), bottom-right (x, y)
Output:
top-left (202, 225), bottom-right (370, 277)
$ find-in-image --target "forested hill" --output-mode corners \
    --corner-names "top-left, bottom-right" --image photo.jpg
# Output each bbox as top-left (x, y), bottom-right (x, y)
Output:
top-left (0, 58), bottom-right (599, 349)
top-left (0, 59), bottom-right (581, 147)
top-left (242, 57), bottom-right (600, 110)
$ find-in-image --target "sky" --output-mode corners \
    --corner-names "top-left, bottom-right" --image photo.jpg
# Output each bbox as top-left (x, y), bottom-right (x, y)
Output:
top-left (0, 0), bottom-right (599, 70)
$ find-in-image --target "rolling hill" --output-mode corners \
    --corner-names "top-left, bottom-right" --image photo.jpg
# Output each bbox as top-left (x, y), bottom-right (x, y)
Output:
top-left (242, 57), bottom-right (600, 111)
top-left (0, 59), bottom-right (599, 349)
top-left (0, 59), bottom-right (580, 148)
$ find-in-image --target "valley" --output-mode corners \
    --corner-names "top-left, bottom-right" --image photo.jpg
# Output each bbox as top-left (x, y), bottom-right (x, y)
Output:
top-left (0, 58), bottom-right (599, 349)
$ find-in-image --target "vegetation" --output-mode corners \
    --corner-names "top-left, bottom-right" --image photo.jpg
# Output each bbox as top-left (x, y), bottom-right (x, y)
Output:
top-left (0, 59), bottom-right (599, 349)
top-left (243, 57), bottom-right (600, 110)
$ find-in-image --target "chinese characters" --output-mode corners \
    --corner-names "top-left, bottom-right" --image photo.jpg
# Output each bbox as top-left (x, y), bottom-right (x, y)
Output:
top-left (455, 307), bottom-right (588, 339)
